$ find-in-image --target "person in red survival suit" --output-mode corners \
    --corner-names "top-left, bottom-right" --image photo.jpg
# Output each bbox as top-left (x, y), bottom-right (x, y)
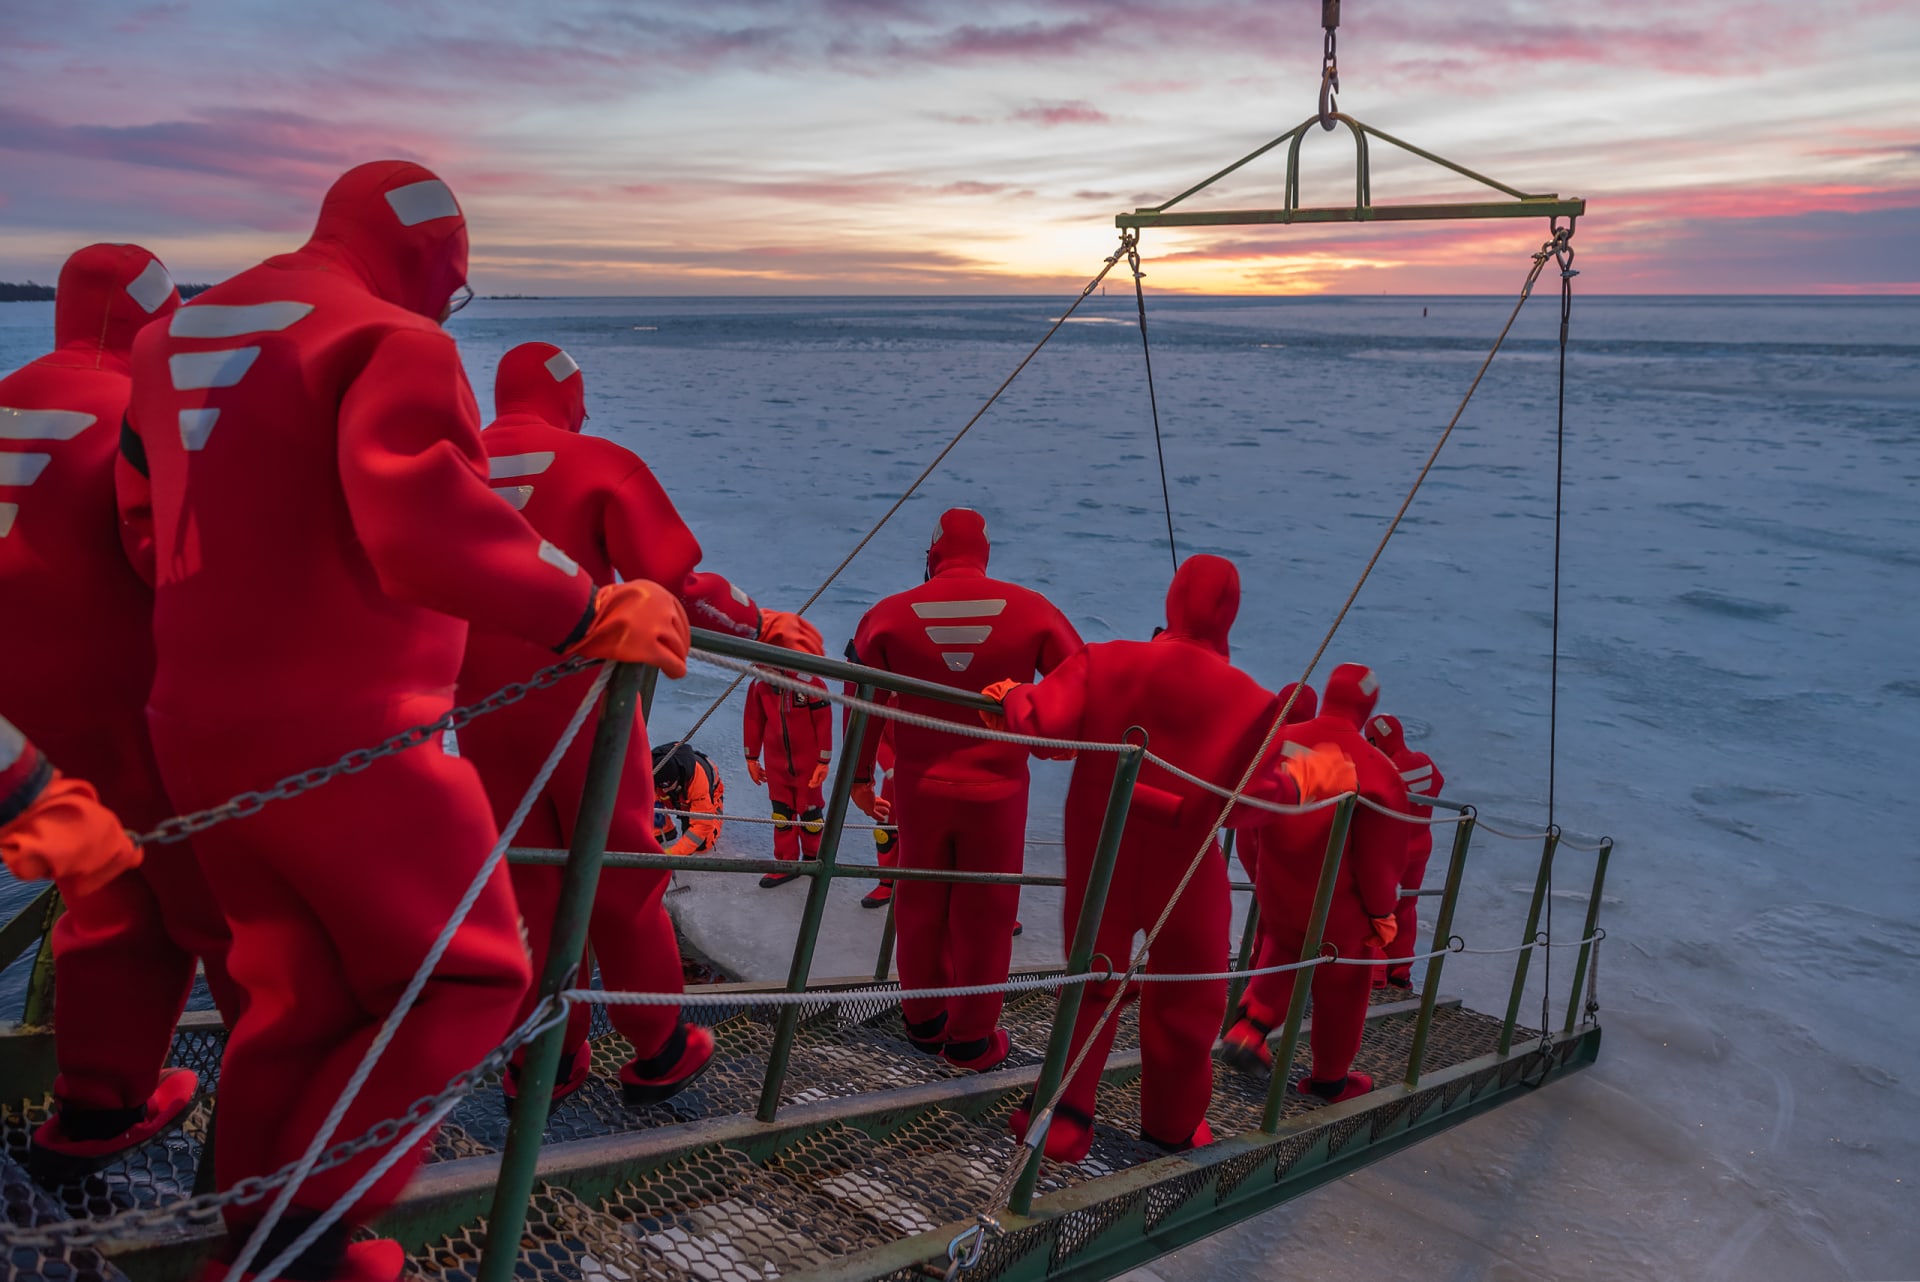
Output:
top-left (0, 244), bottom-right (241, 1183)
top-left (744, 669), bottom-right (832, 887)
top-left (848, 509), bottom-right (1082, 1072)
top-left (983, 556), bottom-right (1356, 1161)
top-left (120, 163), bottom-right (694, 1282)
top-left (457, 340), bottom-right (817, 1108)
top-left (1364, 712), bottom-right (1445, 989)
top-left (1221, 663), bottom-right (1409, 1104)
top-left (1233, 682), bottom-right (1318, 986)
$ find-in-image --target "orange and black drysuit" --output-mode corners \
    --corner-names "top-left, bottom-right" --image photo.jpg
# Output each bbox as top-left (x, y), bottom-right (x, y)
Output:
top-left (120, 164), bottom-right (598, 1268)
top-left (1237, 665), bottom-right (1410, 1098)
top-left (851, 509), bottom-right (1081, 1069)
top-left (0, 243), bottom-right (237, 1170)
top-left (458, 339), bottom-right (777, 1100)
top-left (1365, 713), bottom-right (1445, 986)
top-left (993, 555), bottom-right (1320, 1158)
top-left (744, 674), bottom-right (832, 862)
top-left (652, 744), bottom-right (725, 856)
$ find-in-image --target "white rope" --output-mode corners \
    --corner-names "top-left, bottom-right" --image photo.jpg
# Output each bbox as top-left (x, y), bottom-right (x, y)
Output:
top-left (1353, 794), bottom-right (1470, 827)
top-left (227, 664), bottom-right (613, 1281)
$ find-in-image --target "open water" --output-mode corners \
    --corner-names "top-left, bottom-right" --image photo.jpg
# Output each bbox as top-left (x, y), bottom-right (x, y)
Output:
top-left (1, 293), bottom-right (1916, 1279)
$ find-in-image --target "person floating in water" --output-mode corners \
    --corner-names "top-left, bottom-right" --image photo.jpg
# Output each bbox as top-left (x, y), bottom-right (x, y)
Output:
top-left (984, 556), bottom-right (1356, 1160)
top-left (1224, 663), bottom-right (1408, 1104)
top-left (850, 508), bottom-right (1082, 1072)
top-left (744, 669), bottom-right (832, 887)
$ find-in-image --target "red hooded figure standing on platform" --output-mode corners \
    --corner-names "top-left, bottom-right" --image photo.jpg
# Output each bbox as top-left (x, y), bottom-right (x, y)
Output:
top-left (850, 509), bottom-right (1082, 1072)
top-left (1223, 663), bottom-right (1410, 1103)
top-left (1365, 712), bottom-right (1445, 989)
top-left (985, 556), bottom-right (1355, 1161)
top-left (458, 339), bottom-right (821, 1104)
top-left (0, 243), bottom-right (240, 1183)
top-left (121, 164), bottom-right (693, 1282)
top-left (743, 670), bottom-right (832, 886)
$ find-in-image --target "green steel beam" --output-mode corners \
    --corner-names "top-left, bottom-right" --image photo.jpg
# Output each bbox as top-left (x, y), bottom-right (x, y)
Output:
top-left (1499, 826), bottom-right (1561, 1056)
top-left (1563, 837), bottom-right (1613, 1034)
top-left (1117, 198), bottom-right (1584, 228)
top-left (1260, 794), bottom-right (1356, 1132)
top-left (0, 884), bottom-right (58, 974)
top-left (1404, 809), bottom-right (1475, 1088)
top-left (1009, 742), bottom-right (1145, 1215)
top-left (20, 889), bottom-right (63, 1027)
top-left (478, 662), bottom-right (645, 1282)
top-left (757, 686), bottom-right (873, 1122)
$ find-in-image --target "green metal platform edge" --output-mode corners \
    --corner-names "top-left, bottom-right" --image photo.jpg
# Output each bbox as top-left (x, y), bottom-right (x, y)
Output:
top-left (798, 1022), bottom-right (1602, 1282)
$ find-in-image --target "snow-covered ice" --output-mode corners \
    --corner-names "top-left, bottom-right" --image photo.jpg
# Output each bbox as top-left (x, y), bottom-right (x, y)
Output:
top-left (2, 290), bottom-right (1914, 1279)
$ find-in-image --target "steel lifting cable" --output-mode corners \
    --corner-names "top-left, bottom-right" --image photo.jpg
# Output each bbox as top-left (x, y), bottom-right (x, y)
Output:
top-left (649, 239), bottom-right (1140, 776)
top-left (1126, 233), bottom-right (1179, 572)
top-left (958, 230), bottom-right (1575, 1250)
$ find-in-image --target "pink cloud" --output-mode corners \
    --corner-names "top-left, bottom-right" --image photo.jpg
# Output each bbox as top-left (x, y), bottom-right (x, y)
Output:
top-left (1010, 99), bottom-right (1109, 126)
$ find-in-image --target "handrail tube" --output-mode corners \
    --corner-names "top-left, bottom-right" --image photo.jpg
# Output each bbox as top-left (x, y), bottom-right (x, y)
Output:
top-left (873, 898), bottom-right (898, 983)
top-left (1009, 743), bottom-right (1144, 1215)
top-left (478, 662), bottom-right (644, 1282)
top-left (1498, 827), bottom-right (1560, 1055)
top-left (1259, 794), bottom-right (1356, 1132)
top-left (756, 686), bottom-right (872, 1122)
top-left (1404, 809), bottom-right (1476, 1087)
top-left (690, 629), bottom-right (998, 714)
top-left (1143, 121), bottom-right (1311, 214)
top-left (1562, 838), bottom-right (1613, 1033)
top-left (1222, 831), bottom-right (1261, 1035)
top-left (20, 890), bottom-right (62, 1027)
top-left (0, 884), bottom-right (59, 985)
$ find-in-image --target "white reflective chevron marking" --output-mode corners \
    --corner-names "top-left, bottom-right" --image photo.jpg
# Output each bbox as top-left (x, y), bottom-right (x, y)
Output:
top-left (179, 409), bottom-right (220, 451)
top-left (0, 715), bottom-right (24, 769)
top-left (125, 260), bottom-right (175, 314)
top-left (924, 625), bottom-right (992, 645)
top-left (544, 349), bottom-right (579, 381)
top-left (1357, 669), bottom-right (1379, 696)
top-left (0, 453), bottom-right (52, 486)
top-left (169, 347), bottom-right (260, 390)
top-left (941, 652), bottom-right (975, 672)
top-left (170, 301), bottom-right (314, 339)
top-left (1372, 717), bottom-right (1393, 737)
top-left (1401, 766), bottom-right (1433, 782)
top-left (911, 599), bottom-right (1006, 619)
top-left (385, 179), bottom-right (460, 227)
top-left (489, 451), bottom-right (556, 480)
top-left (537, 539), bottom-right (580, 576)
top-left (0, 502), bottom-right (16, 539)
top-left (496, 484), bottom-right (534, 510)
top-left (0, 408), bottom-right (96, 441)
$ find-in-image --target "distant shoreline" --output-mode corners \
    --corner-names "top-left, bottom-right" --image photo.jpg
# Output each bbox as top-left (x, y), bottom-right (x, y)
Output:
top-left (1, 282), bottom-right (214, 301)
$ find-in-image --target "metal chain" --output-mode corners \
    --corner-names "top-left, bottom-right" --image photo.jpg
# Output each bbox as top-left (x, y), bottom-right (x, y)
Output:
top-left (130, 657), bottom-right (596, 847)
top-left (7, 998), bottom-right (566, 1249)
top-left (1318, 0), bottom-right (1341, 128)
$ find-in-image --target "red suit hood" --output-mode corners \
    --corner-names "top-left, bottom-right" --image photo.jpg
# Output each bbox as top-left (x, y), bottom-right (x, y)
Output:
top-left (1160, 555), bottom-right (1239, 658)
top-left (1322, 662), bottom-right (1380, 728)
top-left (927, 507), bottom-right (990, 577)
top-left (1365, 713), bottom-right (1408, 756)
top-left (53, 243), bottom-right (179, 368)
top-left (1279, 681), bottom-right (1319, 724)
top-left (290, 160), bottom-right (469, 320)
top-left (494, 341), bottom-right (585, 432)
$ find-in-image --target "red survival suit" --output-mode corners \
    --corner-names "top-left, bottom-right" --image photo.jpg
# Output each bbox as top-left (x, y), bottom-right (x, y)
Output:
top-left (996, 556), bottom-right (1343, 1159)
top-left (1365, 713), bottom-right (1445, 987)
top-left (458, 340), bottom-right (794, 1101)
top-left (744, 673), bottom-right (831, 867)
top-left (0, 244), bottom-right (239, 1174)
top-left (851, 509), bottom-right (1081, 1070)
top-left (120, 165), bottom-right (606, 1267)
top-left (1230, 664), bottom-right (1409, 1100)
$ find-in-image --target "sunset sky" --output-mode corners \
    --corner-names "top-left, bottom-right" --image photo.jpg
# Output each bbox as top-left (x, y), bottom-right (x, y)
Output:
top-left (3, 0), bottom-right (1916, 294)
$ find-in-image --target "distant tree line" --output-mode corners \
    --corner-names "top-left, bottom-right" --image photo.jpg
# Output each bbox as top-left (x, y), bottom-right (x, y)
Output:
top-left (1, 281), bottom-right (214, 301)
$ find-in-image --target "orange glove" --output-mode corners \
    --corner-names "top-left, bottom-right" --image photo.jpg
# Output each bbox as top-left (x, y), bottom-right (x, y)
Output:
top-left (0, 774), bottom-right (144, 900)
top-left (1280, 742), bottom-right (1357, 803)
top-left (851, 781), bottom-right (891, 822)
top-left (807, 763), bottom-right (830, 789)
top-left (978, 678), bottom-right (1022, 732)
top-left (566, 581), bottom-right (690, 677)
top-left (1364, 914), bottom-right (1399, 950)
top-left (745, 759), bottom-right (767, 785)
top-left (759, 609), bottom-right (824, 656)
